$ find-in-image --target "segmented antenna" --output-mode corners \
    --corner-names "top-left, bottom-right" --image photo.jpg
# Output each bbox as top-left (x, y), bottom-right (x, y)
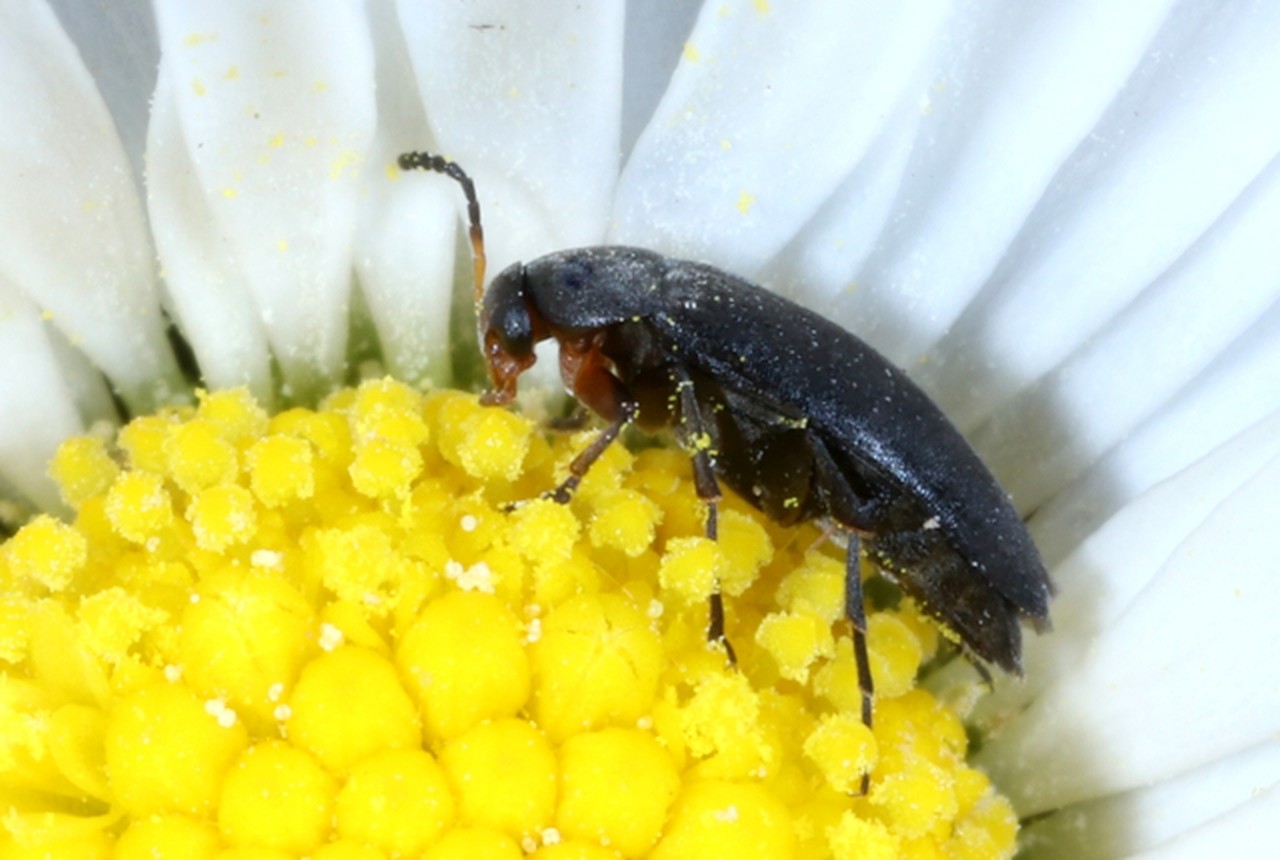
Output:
top-left (397, 151), bottom-right (487, 308)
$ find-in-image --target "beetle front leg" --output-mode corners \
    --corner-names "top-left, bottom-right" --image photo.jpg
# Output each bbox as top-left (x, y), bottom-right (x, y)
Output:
top-left (548, 405), bottom-right (636, 503)
top-left (547, 340), bottom-right (638, 503)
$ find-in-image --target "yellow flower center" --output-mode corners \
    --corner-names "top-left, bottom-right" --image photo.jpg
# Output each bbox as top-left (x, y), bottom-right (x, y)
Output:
top-left (0, 381), bottom-right (1018, 858)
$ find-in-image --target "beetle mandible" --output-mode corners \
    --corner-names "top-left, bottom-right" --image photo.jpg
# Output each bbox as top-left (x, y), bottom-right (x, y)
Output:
top-left (399, 151), bottom-right (1053, 781)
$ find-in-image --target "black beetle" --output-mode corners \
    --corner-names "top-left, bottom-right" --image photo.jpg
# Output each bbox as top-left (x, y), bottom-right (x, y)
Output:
top-left (399, 151), bottom-right (1053, 781)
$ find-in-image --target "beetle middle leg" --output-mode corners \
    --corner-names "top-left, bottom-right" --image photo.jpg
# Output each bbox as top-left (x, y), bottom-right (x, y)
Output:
top-left (671, 374), bottom-right (739, 663)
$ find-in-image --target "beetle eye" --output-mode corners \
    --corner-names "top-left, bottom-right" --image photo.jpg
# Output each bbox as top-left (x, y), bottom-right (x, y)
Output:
top-left (482, 264), bottom-right (534, 358)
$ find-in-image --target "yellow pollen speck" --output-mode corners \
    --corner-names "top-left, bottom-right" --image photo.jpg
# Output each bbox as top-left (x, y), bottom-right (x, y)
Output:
top-left (224, 65), bottom-right (239, 80)
top-left (683, 41), bottom-right (700, 63)
top-left (329, 149), bottom-right (361, 180)
top-left (737, 190), bottom-right (757, 214)
top-left (754, 0), bottom-right (772, 14)
top-left (221, 187), bottom-right (238, 199)
top-left (2, 381), bottom-right (1022, 857)
top-left (268, 132), bottom-right (285, 148)
top-left (277, 238), bottom-right (289, 251)
top-left (191, 77), bottom-right (206, 96)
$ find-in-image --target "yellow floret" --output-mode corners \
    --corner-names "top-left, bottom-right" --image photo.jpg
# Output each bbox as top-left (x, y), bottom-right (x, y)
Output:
top-left (349, 378), bottom-right (429, 447)
top-left (508, 498), bottom-right (581, 564)
top-left (531, 841), bottom-right (625, 860)
top-left (827, 813), bottom-right (900, 860)
top-left (76, 587), bottom-right (167, 665)
top-left (307, 523), bottom-right (412, 614)
top-left (0, 595), bottom-right (32, 663)
top-left (105, 682), bottom-right (248, 817)
top-left (1, 385), bottom-right (1025, 857)
top-left (755, 610), bottom-right (835, 683)
top-left (869, 758), bottom-right (958, 839)
top-left (812, 637), bottom-right (866, 714)
top-left (104, 471), bottom-right (175, 544)
top-left (178, 568), bottom-right (314, 726)
top-left (776, 552), bottom-right (846, 623)
top-left (48, 436), bottom-right (120, 510)
top-left (587, 489), bottom-right (663, 557)
top-left (866, 612), bottom-right (925, 700)
top-left (434, 393), bottom-right (533, 482)
top-left (650, 780), bottom-right (795, 860)
top-left (335, 748), bottom-right (455, 856)
top-left (165, 419), bottom-right (240, 493)
top-left (716, 510), bottom-right (772, 597)
top-left (557, 727), bottom-right (680, 856)
top-left (217, 740), bottom-right (336, 852)
top-left (678, 674), bottom-right (772, 778)
top-left (802, 713), bottom-right (877, 794)
top-left (440, 717), bottom-right (557, 839)
top-left (530, 594), bottom-right (663, 742)
top-left (312, 840), bottom-right (392, 860)
top-left (287, 645), bottom-right (421, 772)
top-left (948, 794), bottom-right (1018, 860)
top-left (187, 484), bottom-right (258, 553)
top-left (397, 590), bottom-right (530, 740)
top-left (657, 536), bottom-right (725, 606)
top-left (349, 437), bottom-right (423, 499)
top-left (114, 814), bottom-right (221, 860)
top-left (197, 387), bottom-right (269, 444)
top-left (117, 414), bottom-right (175, 473)
top-left (4, 514), bottom-right (86, 592)
top-left (422, 827), bottom-right (524, 860)
top-left (246, 434), bottom-right (315, 507)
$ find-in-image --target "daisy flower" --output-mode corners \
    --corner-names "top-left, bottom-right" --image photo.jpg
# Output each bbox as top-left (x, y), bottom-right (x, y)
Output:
top-left (1, 2), bottom-right (1278, 858)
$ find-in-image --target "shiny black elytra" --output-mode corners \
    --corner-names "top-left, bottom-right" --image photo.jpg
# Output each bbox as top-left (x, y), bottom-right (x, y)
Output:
top-left (399, 151), bottom-right (1053, 784)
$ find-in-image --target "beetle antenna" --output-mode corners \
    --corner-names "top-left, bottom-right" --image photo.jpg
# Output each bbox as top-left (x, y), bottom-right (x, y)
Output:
top-left (397, 151), bottom-right (487, 308)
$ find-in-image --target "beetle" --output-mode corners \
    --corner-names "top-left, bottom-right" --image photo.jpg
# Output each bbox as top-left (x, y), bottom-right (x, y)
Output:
top-left (399, 151), bottom-right (1053, 783)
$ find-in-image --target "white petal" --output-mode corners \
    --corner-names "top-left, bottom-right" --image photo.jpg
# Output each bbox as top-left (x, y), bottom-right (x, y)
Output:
top-left (1121, 783), bottom-right (1280, 860)
top-left (349, 1), bottom-right (460, 388)
top-left (150, 3), bottom-right (377, 401)
top-left (0, 286), bottom-right (89, 513)
top-left (618, 1), bottom-right (702, 157)
top-left (0, 0), bottom-right (181, 412)
top-left (970, 154), bottom-right (1280, 511)
top-left (397, 0), bottom-right (626, 273)
top-left (928, 409), bottom-right (1280, 720)
top-left (1032, 322), bottom-right (1280, 567)
top-left (919, 4), bottom-right (1280, 428)
top-left (768, 1), bottom-right (1177, 360)
top-left (612, 1), bottom-right (949, 276)
top-left (147, 65), bottom-right (274, 403)
top-left (1021, 741), bottom-right (1280, 859)
top-left (977, 450), bottom-right (1280, 814)
top-left (47, 0), bottom-right (159, 183)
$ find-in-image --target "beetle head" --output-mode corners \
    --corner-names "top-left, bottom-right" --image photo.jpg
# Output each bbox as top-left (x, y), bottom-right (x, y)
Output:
top-left (479, 262), bottom-right (544, 405)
